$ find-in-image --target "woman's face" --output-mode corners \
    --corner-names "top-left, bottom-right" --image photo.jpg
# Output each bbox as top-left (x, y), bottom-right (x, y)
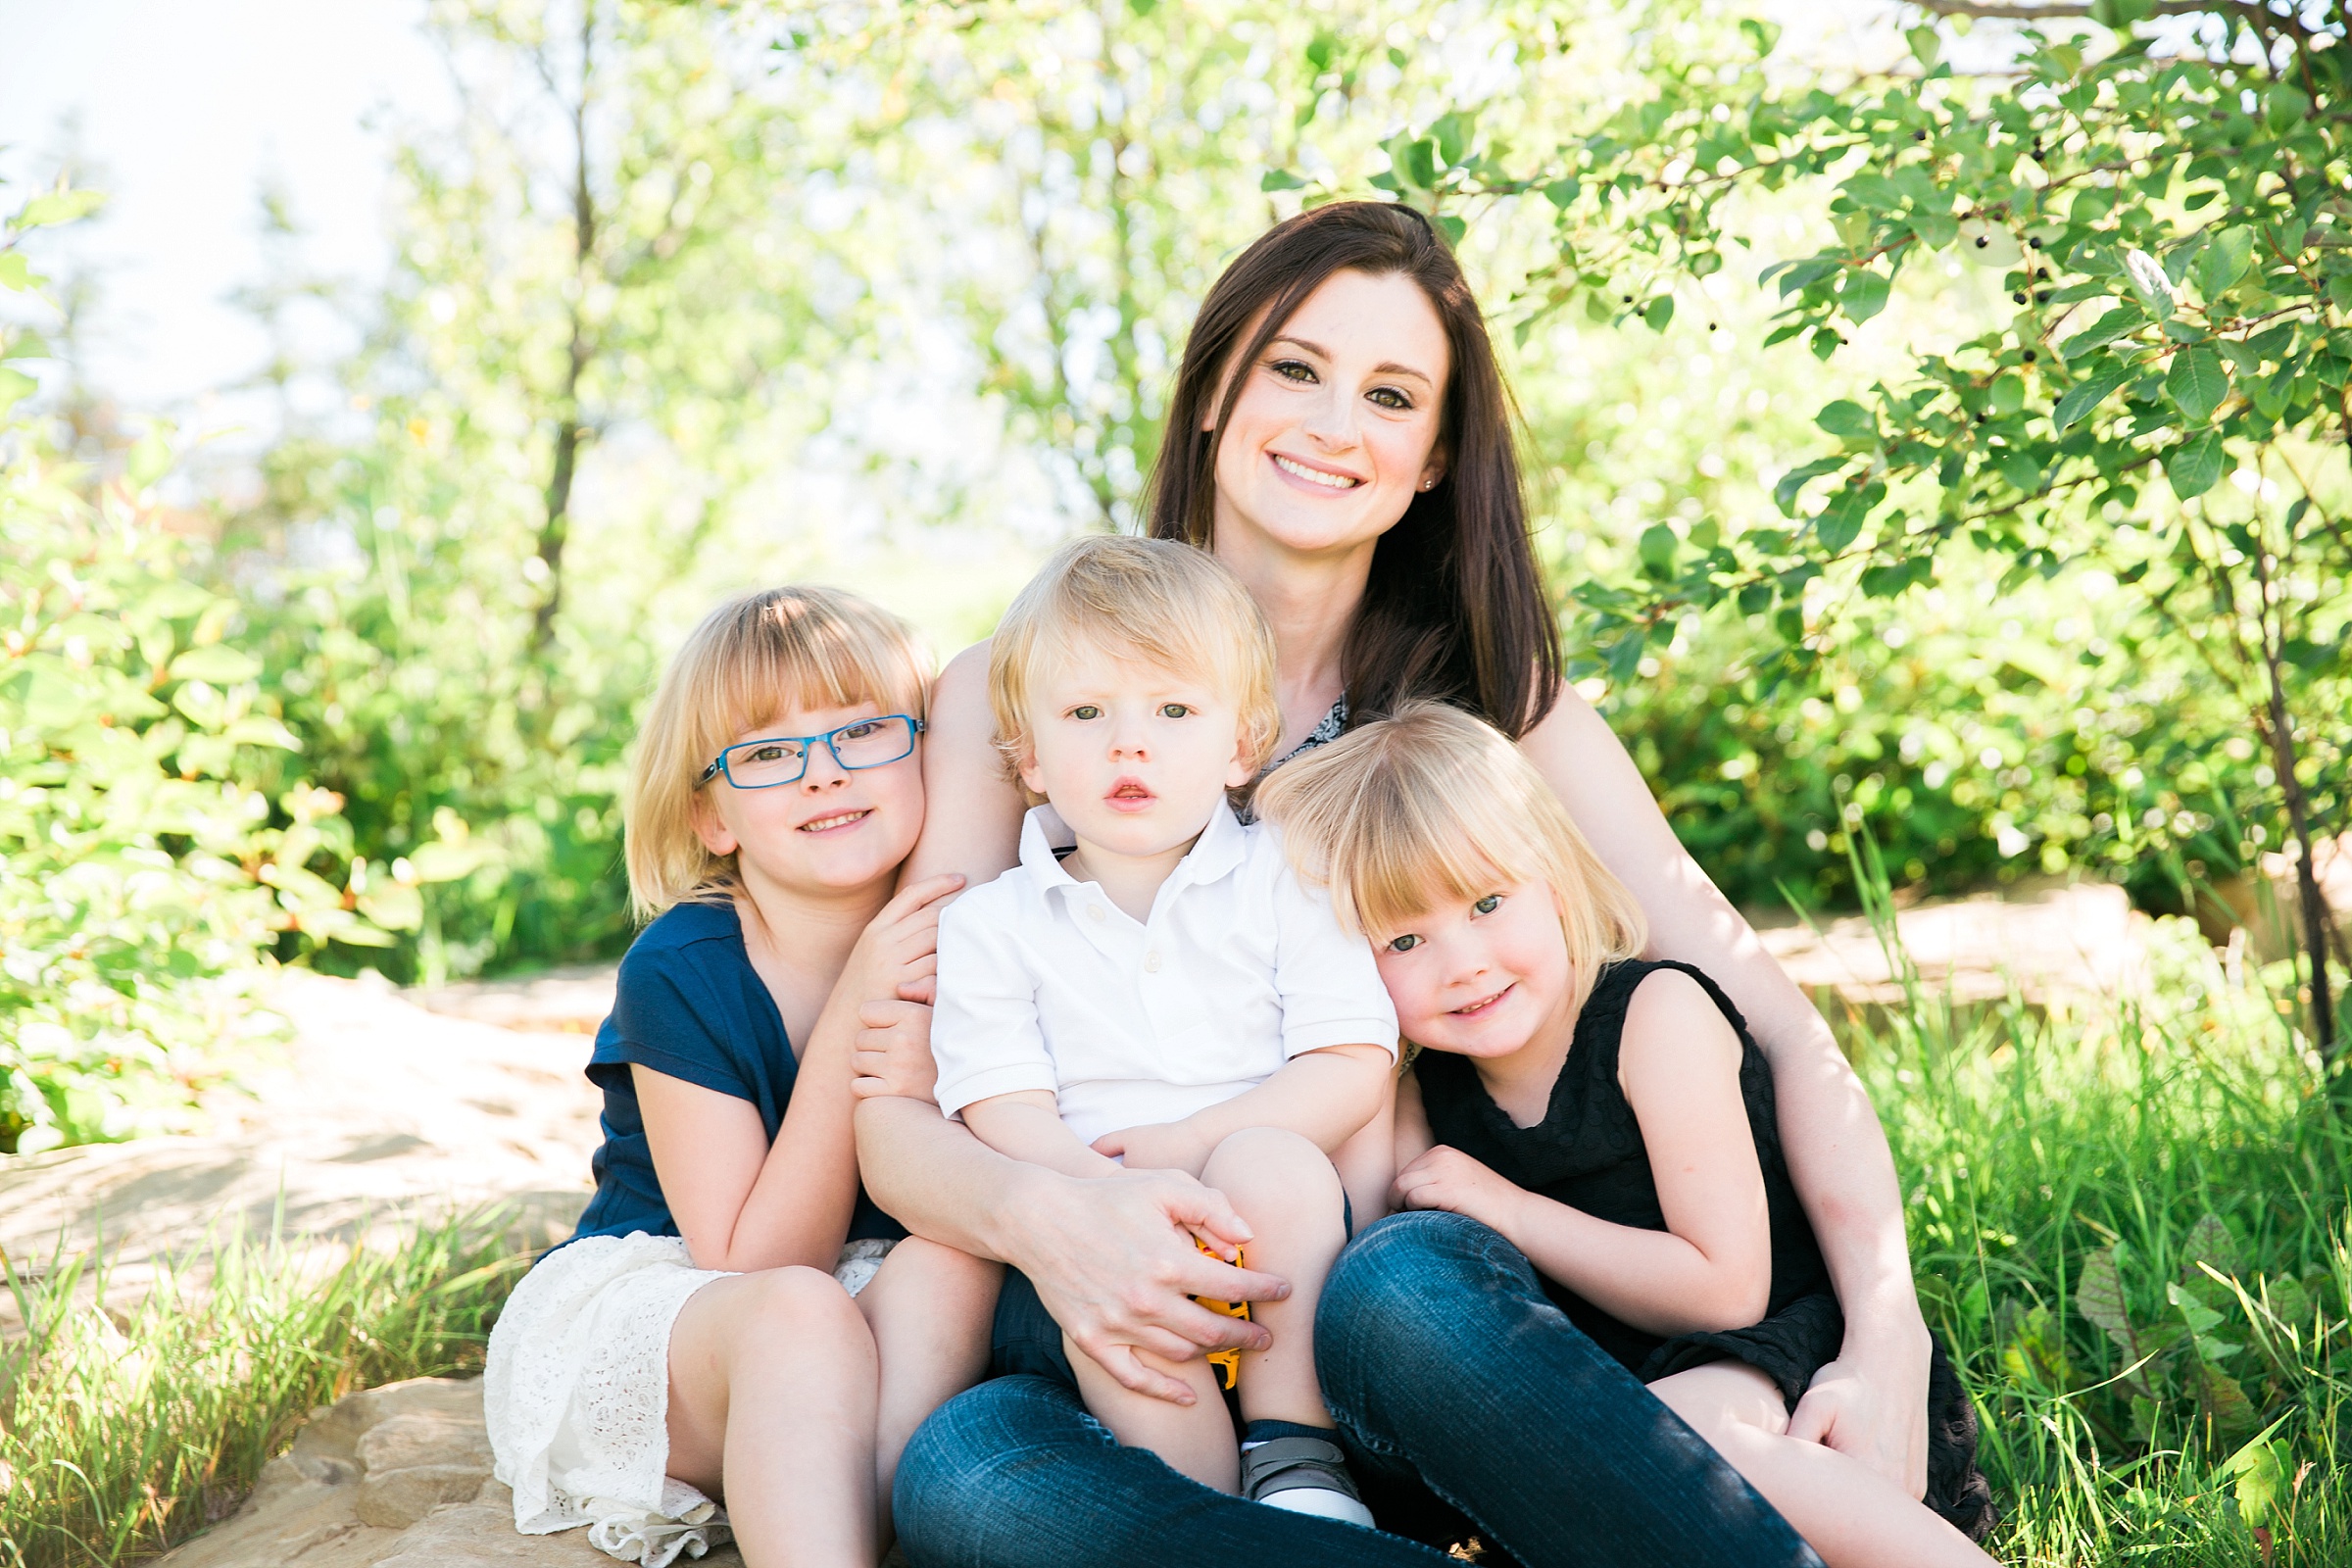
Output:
top-left (1207, 268), bottom-right (1451, 565)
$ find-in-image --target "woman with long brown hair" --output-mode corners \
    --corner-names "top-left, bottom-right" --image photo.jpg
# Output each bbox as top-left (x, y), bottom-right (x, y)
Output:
top-left (857, 202), bottom-right (1929, 1565)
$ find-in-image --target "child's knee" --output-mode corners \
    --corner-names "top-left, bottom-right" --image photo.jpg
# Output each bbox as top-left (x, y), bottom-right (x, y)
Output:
top-left (1203, 1126), bottom-right (1339, 1206)
top-left (745, 1263), bottom-right (868, 1341)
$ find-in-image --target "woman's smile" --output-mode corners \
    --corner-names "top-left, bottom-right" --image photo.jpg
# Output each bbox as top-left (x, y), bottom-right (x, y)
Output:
top-left (1270, 453), bottom-right (1363, 491)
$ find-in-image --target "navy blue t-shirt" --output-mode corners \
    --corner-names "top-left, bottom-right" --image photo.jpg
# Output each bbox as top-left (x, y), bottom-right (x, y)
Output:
top-left (570, 899), bottom-right (904, 1248)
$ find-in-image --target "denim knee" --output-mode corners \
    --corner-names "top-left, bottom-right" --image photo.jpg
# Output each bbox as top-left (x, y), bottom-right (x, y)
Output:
top-left (896, 1376), bottom-right (1106, 1563)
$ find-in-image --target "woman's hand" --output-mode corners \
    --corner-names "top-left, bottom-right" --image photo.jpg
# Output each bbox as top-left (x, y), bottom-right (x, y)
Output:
top-left (1788, 1332), bottom-right (1933, 1497)
top-left (1392, 1144), bottom-right (1525, 1234)
top-left (1090, 1120), bottom-right (1213, 1178)
top-left (838, 872), bottom-right (964, 1010)
top-left (1012, 1164), bottom-right (1292, 1406)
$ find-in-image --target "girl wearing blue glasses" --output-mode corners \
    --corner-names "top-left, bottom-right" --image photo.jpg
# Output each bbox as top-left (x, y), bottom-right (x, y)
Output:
top-left (485, 585), bottom-right (998, 1568)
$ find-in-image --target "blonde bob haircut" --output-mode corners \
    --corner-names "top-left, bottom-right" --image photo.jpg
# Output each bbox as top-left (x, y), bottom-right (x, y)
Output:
top-left (988, 534), bottom-right (1283, 781)
top-left (1253, 701), bottom-right (1647, 1025)
top-left (626, 585), bottom-right (930, 922)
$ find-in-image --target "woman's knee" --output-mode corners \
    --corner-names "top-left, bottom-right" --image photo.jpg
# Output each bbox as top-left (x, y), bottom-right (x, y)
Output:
top-left (1316, 1211), bottom-right (1564, 1407)
top-left (895, 1376), bottom-right (1105, 1554)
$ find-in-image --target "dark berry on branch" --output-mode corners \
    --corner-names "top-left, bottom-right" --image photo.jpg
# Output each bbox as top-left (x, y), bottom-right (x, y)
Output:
top-left (1976, 235), bottom-right (1989, 248)
top-left (2029, 237), bottom-right (2043, 250)
top-left (2014, 291), bottom-right (2029, 303)
top-left (2022, 350), bottom-right (2037, 363)
top-left (2035, 290), bottom-right (2052, 303)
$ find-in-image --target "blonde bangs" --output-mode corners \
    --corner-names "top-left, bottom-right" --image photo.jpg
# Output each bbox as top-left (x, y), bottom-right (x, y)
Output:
top-left (990, 535), bottom-right (1281, 780)
top-left (625, 586), bottom-right (931, 922)
top-left (1255, 702), bottom-right (1647, 1019)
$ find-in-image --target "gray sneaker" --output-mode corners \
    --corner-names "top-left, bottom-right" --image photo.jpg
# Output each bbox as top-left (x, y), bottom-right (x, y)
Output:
top-left (1239, 1435), bottom-right (1375, 1528)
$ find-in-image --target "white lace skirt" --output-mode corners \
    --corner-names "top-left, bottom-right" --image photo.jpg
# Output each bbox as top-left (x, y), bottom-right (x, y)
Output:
top-left (483, 1231), bottom-right (894, 1567)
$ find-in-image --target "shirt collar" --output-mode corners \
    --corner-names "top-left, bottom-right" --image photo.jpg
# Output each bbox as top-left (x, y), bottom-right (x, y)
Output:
top-left (1014, 800), bottom-right (1250, 905)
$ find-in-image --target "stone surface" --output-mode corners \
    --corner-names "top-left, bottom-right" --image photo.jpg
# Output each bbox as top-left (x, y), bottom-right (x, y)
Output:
top-left (155, 1376), bottom-right (745, 1568)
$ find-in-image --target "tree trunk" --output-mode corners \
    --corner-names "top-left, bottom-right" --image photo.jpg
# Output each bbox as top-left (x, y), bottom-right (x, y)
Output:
top-left (530, 2), bottom-right (597, 662)
top-left (2253, 547), bottom-right (2338, 1062)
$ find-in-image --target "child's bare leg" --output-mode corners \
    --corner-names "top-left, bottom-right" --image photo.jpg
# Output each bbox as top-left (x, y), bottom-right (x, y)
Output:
top-left (857, 1239), bottom-right (1003, 1518)
top-left (664, 1265), bottom-right (878, 1568)
top-left (1067, 1332), bottom-right (1240, 1492)
top-left (1649, 1362), bottom-right (1995, 1568)
top-left (1200, 1126), bottom-right (1348, 1427)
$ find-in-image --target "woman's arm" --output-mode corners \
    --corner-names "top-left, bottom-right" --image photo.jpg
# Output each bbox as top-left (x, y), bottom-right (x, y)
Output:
top-left (1393, 972), bottom-right (1770, 1336)
top-left (1518, 686), bottom-right (1932, 1493)
top-left (902, 641), bottom-right (1025, 887)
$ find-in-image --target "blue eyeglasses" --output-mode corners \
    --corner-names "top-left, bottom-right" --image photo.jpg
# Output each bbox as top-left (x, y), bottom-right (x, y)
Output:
top-left (698, 714), bottom-right (924, 789)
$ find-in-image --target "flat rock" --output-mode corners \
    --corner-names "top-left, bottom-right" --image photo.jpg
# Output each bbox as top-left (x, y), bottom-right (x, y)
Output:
top-left (157, 1376), bottom-right (744, 1568)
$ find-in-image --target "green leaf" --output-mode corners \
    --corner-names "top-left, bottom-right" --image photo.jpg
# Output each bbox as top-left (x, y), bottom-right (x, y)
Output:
top-left (0, 252), bottom-right (34, 293)
top-left (126, 426), bottom-right (174, 490)
top-left (2053, 362), bottom-right (2132, 432)
top-left (1904, 25), bottom-right (1940, 71)
top-left (2265, 83), bottom-right (2312, 135)
top-left (168, 645), bottom-right (263, 686)
top-left (1815, 400), bottom-right (1876, 442)
top-left (2080, 1248), bottom-right (2132, 1336)
top-left (1642, 296), bottom-right (1675, 332)
top-left (2055, 305), bottom-right (2143, 361)
top-left (1542, 178), bottom-right (1581, 209)
top-left (2166, 430), bottom-right (2226, 499)
top-left (0, 366), bottom-right (35, 416)
top-left (1738, 18), bottom-right (1780, 57)
top-left (2181, 1213), bottom-right (2240, 1279)
top-left (1839, 270), bottom-right (1889, 323)
top-left (2165, 346), bottom-right (2229, 423)
top-left (14, 189), bottom-right (106, 229)
top-left (2195, 228), bottom-right (2253, 299)
top-left (1639, 523), bottom-right (1679, 575)
top-left (1401, 138), bottom-right (1438, 191)
top-left (2221, 1422), bottom-right (2294, 1529)
top-left (1432, 112), bottom-right (1470, 168)
top-left (1773, 458), bottom-right (1847, 515)
top-left (1259, 170), bottom-right (1308, 192)
top-left (1842, 174), bottom-right (1903, 213)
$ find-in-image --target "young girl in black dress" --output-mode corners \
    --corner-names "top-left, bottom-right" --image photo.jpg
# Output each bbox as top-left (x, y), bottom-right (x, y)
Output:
top-left (1254, 702), bottom-right (1997, 1567)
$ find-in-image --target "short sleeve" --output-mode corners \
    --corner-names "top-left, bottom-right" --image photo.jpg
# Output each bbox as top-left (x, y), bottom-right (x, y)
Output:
top-left (593, 940), bottom-right (755, 1102)
top-left (931, 888), bottom-right (1057, 1120)
top-left (1264, 838), bottom-right (1399, 1060)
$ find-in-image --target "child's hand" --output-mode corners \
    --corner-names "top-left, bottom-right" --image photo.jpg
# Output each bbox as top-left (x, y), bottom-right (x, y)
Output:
top-left (1091, 1120), bottom-right (1213, 1178)
top-left (850, 998), bottom-right (938, 1102)
top-left (1392, 1144), bottom-right (1524, 1232)
top-left (840, 872), bottom-right (965, 1009)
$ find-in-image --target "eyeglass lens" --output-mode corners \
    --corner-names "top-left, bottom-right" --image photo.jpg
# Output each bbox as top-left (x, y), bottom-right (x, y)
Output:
top-left (722, 715), bottom-right (913, 787)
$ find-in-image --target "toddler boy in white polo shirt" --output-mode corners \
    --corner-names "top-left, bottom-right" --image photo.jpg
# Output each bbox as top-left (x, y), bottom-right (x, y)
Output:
top-left (931, 535), bottom-right (1396, 1528)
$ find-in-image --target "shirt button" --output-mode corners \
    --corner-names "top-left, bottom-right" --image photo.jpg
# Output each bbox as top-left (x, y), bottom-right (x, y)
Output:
top-left (1089, 905), bottom-right (1106, 922)
top-left (1144, 952), bottom-right (1162, 973)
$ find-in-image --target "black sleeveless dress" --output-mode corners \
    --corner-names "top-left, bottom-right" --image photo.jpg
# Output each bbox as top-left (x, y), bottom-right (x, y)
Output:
top-left (1414, 959), bottom-right (1995, 1541)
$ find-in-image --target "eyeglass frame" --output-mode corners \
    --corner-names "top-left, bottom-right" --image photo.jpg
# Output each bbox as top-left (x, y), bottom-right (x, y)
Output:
top-left (696, 714), bottom-right (926, 790)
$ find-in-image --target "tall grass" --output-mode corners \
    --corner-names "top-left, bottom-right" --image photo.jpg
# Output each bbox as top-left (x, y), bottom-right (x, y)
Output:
top-left (0, 1211), bottom-right (528, 1568)
top-left (1831, 843), bottom-right (2352, 1566)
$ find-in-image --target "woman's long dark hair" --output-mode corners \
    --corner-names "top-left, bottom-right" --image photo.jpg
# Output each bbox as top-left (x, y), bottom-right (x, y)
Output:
top-left (1146, 201), bottom-right (1559, 738)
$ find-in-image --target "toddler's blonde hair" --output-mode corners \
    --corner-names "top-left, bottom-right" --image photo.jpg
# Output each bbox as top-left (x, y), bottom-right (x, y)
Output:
top-left (988, 534), bottom-right (1283, 781)
top-left (1253, 701), bottom-right (1647, 1026)
top-left (626, 585), bottom-right (930, 921)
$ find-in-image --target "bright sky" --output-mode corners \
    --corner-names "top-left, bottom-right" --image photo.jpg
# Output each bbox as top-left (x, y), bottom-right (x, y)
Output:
top-left (0, 0), bottom-right (1956, 440)
top-left (0, 0), bottom-right (445, 421)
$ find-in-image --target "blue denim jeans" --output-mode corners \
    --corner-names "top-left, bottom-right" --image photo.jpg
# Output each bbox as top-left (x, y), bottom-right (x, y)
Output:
top-left (895, 1210), bottom-right (1822, 1568)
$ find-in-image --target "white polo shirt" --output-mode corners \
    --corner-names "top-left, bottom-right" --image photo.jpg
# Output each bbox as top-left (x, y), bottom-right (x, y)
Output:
top-left (931, 803), bottom-right (1398, 1146)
